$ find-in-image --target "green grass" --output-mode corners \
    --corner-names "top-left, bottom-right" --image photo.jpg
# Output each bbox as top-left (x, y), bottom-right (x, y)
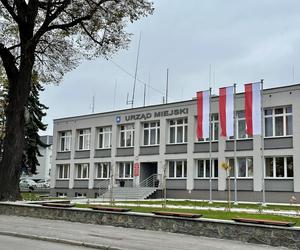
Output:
top-left (75, 203), bottom-right (300, 226)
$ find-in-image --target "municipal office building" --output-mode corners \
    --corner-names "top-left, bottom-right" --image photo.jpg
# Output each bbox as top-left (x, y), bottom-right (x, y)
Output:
top-left (50, 84), bottom-right (300, 203)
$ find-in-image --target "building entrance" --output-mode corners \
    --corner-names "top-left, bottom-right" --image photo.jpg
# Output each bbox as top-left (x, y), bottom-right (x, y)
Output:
top-left (140, 162), bottom-right (158, 184)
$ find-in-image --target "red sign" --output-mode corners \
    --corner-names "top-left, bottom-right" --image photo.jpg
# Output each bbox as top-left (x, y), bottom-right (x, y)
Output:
top-left (134, 162), bottom-right (140, 177)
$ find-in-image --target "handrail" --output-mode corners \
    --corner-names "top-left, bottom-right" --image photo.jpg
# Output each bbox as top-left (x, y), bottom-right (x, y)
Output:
top-left (98, 179), bottom-right (110, 198)
top-left (139, 174), bottom-right (162, 188)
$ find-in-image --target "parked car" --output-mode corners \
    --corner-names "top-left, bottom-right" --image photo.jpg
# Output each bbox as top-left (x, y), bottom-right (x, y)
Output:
top-left (19, 179), bottom-right (37, 190)
top-left (36, 179), bottom-right (50, 188)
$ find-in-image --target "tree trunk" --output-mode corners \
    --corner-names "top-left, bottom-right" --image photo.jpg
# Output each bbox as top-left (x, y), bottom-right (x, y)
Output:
top-left (0, 73), bottom-right (32, 201)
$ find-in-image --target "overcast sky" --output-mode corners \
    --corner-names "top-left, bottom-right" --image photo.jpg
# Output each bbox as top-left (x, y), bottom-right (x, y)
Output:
top-left (40, 0), bottom-right (300, 135)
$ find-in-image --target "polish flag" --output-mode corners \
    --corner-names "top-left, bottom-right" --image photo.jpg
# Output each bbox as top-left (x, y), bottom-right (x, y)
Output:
top-left (245, 82), bottom-right (261, 136)
top-left (219, 86), bottom-right (234, 137)
top-left (197, 90), bottom-right (210, 139)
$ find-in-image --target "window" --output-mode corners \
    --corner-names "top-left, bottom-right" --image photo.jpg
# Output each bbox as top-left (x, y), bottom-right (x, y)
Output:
top-left (59, 131), bottom-right (71, 151)
top-left (98, 126), bottom-right (112, 149)
top-left (75, 192), bottom-right (86, 198)
top-left (168, 160), bottom-right (187, 178)
top-left (95, 162), bottom-right (110, 179)
top-left (195, 159), bottom-right (218, 178)
top-left (120, 124), bottom-right (134, 147)
top-left (143, 122), bottom-right (160, 145)
top-left (197, 114), bottom-right (219, 141)
top-left (228, 157), bottom-right (253, 178)
top-left (118, 162), bottom-right (133, 178)
top-left (169, 118), bottom-right (188, 144)
top-left (228, 111), bottom-right (252, 140)
top-left (264, 107), bottom-right (292, 137)
top-left (75, 163), bottom-right (89, 179)
top-left (78, 129), bottom-right (91, 150)
top-left (265, 156), bottom-right (293, 178)
top-left (56, 192), bottom-right (67, 197)
top-left (57, 164), bottom-right (70, 179)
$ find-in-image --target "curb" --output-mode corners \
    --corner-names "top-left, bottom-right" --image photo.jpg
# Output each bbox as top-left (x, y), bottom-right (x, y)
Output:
top-left (0, 231), bottom-right (122, 250)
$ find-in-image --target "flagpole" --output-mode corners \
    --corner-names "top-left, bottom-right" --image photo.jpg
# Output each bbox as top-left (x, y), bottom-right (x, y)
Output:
top-left (209, 87), bottom-right (213, 204)
top-left (260, 79), bottom-right (266, 206)
top-left (233, 83), bottom-right (238, 205)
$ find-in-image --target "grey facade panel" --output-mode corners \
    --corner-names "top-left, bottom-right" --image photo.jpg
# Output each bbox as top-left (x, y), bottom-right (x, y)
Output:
top-left (229, 179), bottom-right (253, 191)
top-left (226, 140), bottom-right (253, 151)
top-left (56, 151), bottom-right (71, 160)
top-left (74, 150), bottom-right (90, 159)
top-left (264, 137), bottom-right (293, 149)
top-left (116, 179), bottom-right (133, 187)
top-left (166, 144), bottom-right (187, 154)
top-left (94, 149), bottom-right (111, 158)
top-left (194, 142), bottom-right (218, 153)
top-left (116, 148), bottom-right (134, 157)
top-left (265, 179), bottom-right (294, 191)
top-left (94, 179), bottom-right (110, 189)
top-left (55, 180), bottom-right (69, 188)
top-left (166, 179), bottom-right (186, 189)
top-left (139, 146), bottom-right (159, 155)
top-left (73, 180), bottom-right (89, 188)
top-left (194, 179), bottom-right (218, 190)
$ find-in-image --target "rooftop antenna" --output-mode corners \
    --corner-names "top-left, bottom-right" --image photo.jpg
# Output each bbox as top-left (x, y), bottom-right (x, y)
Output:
top-left (91, 95), bottom-right (95, 113)
top-left (209, 64), bottom-right (212, 90)
top-left (113, 79), bottom-right (117, 110)
top-left (127, 31), bottom-right (142, 108)
top-left (143, 83), bottom-right (147, 107)
top-left (165, 68), bottom-right (169, 104)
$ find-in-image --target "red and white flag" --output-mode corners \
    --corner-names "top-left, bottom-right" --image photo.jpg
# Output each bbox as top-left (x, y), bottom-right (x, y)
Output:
top-left (219, 86), bottom-right (234, 137)
top-left (245, 82), bottom-right (261, 136)
top-left (197, 90), bottom-right (210, 139)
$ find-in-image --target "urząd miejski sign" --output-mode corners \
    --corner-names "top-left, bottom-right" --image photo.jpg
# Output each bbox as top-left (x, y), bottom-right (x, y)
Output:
top-left (116, 108), bottom-right (189, 123)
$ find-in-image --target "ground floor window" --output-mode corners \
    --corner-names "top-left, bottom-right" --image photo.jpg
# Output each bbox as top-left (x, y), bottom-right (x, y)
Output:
top-left (168, 160), bottom-right (187, 178)
top-left (75, 163), bottom-right (89, 179)
top-left (57, 164), bottom-right (70, 179)
top-left (118, 162), bottom-right (133, 179)
top-left (227, 157), bottom-right (253, 178)
top-left (75, 192), bottom-right (86, 198)
top-left (195, 159), bottom-right (218, 178)
top-left (265, 156), bottom-right (293, 178)
top-left (56, 192), bottom-right (67, 197)
top-left (95, 162), bottom-right (110, 179)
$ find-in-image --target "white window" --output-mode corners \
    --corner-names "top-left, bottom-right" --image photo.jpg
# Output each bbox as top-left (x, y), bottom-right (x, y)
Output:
top-left (264, 106), bottom-right (292, 137)
top-left (59, 131), bottom-right (71, 151)
top-left (75, 192), bottom-right (86, 198)
top-left (228, 111), bottom-right (252, 140)
top-left (197, 114), bottom-right (219, 142)
top-left (195, 159), bottom-right (218, 178)
top-left (265, 156), bottom-right (293, 178)
top-left (56, 192), bottom-right (67, 197)
top-left (169, 118), bottom-right (188, 144)
top-left (228, 157), bottom-right (253, 178)
top-left (75, 163), bottom-right (89, 179)
top-left (118, 162), bottom-right (133, 179)
top-left (57, 164), bottom-right (70, 179)
top-left (168, 160), bottom-right (187, 178)
top-left (98, 126), bottom-right (112, 149)
top-left (95, 162), bottom-right (110, 179)
top-left (120, 124), bottom-right (134, 147)
top-left (143, 121), bottom-right (160, 146)
top-left (78, 129), bottom-right (91, 150)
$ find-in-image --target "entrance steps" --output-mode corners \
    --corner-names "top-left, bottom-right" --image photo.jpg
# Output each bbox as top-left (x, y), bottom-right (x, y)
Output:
top-left (102, 187), bottom-right (158, 200)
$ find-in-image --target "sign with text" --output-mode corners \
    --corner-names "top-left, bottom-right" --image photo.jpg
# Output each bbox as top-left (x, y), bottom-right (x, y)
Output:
top-left (133, 162), bottom-right (140, 177)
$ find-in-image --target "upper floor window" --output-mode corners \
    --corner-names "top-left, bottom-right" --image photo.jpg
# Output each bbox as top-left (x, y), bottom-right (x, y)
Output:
top-left (78, 129), bottom-right (91, 150)
top-left (57, 164), bottom-right (70, 179)
top-left (265, 156), bottom-right (293, 178)
top-left (169, 118), bottom-right (188, 144)
top-left (120, 124), bottom-right (134, 147)
top-left (95, 162), bottom-right (110, 179)
top-left (197, 114), bottom-right (219, 142)
top-left (195, 159), bottom-right (218, 178)
top-left (264, 106), bottom-right (292, 137)
top-left (168, 160), bottom-right (187, 178)
top-left (228, 157), bottom-right (253, 178)
top-left (98, 126), bottom-right (112, 149)
top-left (118, 162), bottom-right (133, 179)
top-left (75, 163), bottom-right (89, 179)
top-left (143, 122), bottom-right (160, 146)
top-left (59, 131), bottom-right (71, 151)
top-left (228, 111), bottom-right (252, 140)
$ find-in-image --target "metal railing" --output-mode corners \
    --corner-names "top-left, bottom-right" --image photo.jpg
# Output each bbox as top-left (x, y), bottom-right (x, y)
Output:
top-left (139, 174), bottom-right (162, 188)
top-left (98, 179), bottom-right (110, 199)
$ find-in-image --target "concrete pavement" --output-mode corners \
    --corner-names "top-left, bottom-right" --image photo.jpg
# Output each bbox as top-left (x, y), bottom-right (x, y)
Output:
top-left (0, 215), bottom-right (287, 250)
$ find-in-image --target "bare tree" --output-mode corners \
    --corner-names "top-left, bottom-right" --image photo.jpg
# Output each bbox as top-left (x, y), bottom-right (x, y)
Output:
top-left (0, 0), bottom-right (153, 200)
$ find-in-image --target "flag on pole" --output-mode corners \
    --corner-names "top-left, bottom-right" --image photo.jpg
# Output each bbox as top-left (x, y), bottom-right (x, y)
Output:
top-left (219, 86), bottom-right (234, 137)
top-left (197, 90), bottom-right (210, 139)
top-left (245, 82), bottom-right (261, 136)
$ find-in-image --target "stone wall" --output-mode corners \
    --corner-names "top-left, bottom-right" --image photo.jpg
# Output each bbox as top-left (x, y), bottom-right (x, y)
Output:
top-left (0, 202), bottom-right (299, 249)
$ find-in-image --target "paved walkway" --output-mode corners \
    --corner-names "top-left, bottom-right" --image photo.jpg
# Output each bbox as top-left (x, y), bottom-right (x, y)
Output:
top-left (0, 215), bottom-right (286, 250)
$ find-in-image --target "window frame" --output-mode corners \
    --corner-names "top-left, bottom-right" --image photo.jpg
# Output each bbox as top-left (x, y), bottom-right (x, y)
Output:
top-left (77, 129), bottom-right (91, 150)
top-left (196, 114), bottom-right (219, 142)
top-left (117, 162), bottom-right (133, 179)
top-left (119, 124), bottom-right (135, 147)
top-left (194, 159), bottom-right (218, 179)
top-left (95, 162), bottom-right (110, 179)
top-left (265, 156), bottom-right (293, 179)
top-left (75, 163), bottom-right (90, 179)
top-left (56, 164), bottom-right (70, 179)
top-left (227, 157), bottom-right (254, 178)
top-left (59, 131), bottom-right (72, 152)
top-left (169, 118), bottom-right (188, 144)
top-left (142, 121), bottom-right (160, 146)
top-left (167, 160), bottom-right (187, 179)
top-left (97, 126), bottom-right (112, 149)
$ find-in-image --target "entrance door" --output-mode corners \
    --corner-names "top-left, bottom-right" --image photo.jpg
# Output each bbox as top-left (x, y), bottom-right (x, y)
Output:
top-left (140, 162), bottom-right (157, 184)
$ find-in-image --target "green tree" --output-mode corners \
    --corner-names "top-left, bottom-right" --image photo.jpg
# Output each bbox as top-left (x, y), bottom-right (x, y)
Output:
top-left (0, 0), bottom-right (153, 200)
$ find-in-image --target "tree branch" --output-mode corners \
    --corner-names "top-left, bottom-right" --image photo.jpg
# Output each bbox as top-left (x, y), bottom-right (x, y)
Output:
top-left (0, 43), bottom-right (19, 81)
top-left (0, 0), bottom-right (21, 24)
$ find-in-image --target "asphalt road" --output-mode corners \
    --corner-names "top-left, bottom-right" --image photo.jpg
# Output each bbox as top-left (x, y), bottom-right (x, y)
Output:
top-left (0, 215), bottom-right (286, 250)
